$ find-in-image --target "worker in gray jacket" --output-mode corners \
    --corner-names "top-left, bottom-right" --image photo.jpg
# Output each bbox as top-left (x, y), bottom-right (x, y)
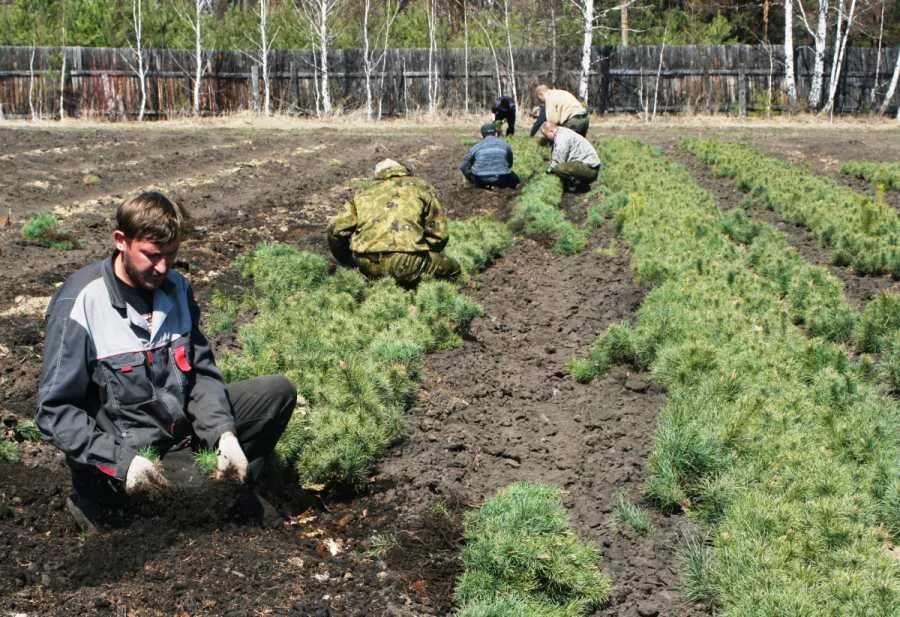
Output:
top-left (36, 191), bottom-right (297, 532)
top-left (539, 121), bottom-right (602, 193)
top-left (459, 122), bottom-right (520, 189)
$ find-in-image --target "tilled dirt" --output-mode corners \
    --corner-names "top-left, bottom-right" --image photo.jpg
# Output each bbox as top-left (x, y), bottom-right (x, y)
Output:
top-left (1, 122), bottom-right (896, 616)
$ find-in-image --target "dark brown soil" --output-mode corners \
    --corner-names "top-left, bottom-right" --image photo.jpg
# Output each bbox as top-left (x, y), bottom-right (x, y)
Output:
top-left (2, 122), bottom-right (896, 616)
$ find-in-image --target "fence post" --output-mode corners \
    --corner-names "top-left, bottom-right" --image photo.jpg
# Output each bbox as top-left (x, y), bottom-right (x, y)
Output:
top-left (738, 66), bottom-right (747, 117)
top-left (290, 59), bottom-right (299, 111)
top-left (250, 64), bottom-right (259, 113)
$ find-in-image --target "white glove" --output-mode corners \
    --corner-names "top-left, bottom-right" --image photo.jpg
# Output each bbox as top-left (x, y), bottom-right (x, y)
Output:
top-left (125, 455), bottom-right (169, 494)
top-left (215, 432), bottom-right (248, 482)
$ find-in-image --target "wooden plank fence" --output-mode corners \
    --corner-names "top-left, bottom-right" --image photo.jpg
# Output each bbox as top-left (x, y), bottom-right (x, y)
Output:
top-left (0, 44), bottom-right (897, 119)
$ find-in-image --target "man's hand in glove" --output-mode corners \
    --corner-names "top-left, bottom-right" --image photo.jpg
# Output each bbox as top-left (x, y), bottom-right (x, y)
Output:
top-left (215, 431), bottom-right (248, 482)
top-left (125, 455), bottom-right (169, 494)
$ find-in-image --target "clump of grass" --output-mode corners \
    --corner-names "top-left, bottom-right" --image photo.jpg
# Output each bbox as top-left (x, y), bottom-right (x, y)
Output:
top-left (205, 288), bottom-right (255, 335)
top-left (614, 494), bottom-right (652, 535)
top-left (0, 440), bottom-right (19, 463)
top-left (509, 175), bottom-right (586, 255)
top-left (193, 448), bottom-right (218, 476)
top-left (21, 213), bottom-right (79, 250)
top-left (455, 482), bottom-right (612, 616)
top-left (569, 322), bottom-right (644, 383)
top-left (841, 160), bottom-right (900, 191)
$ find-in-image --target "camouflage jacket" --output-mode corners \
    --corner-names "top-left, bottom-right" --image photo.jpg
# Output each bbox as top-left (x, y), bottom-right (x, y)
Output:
top-left (328, 165), bottom-right (449, 255)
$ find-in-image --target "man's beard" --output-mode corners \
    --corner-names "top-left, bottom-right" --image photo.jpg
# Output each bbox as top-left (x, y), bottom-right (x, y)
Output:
top-left (122, 253), bottom-right (163, 290)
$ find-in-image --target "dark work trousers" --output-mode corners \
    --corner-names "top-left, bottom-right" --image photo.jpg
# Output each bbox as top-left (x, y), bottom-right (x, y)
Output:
top-left (462, 170), bottom-right (521, 189)
top-left (68, 374), bottom-right (297, 507)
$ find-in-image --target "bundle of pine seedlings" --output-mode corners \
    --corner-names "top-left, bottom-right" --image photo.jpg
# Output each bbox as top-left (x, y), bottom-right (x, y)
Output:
top-left (455, 482), bottom-right (611, 617)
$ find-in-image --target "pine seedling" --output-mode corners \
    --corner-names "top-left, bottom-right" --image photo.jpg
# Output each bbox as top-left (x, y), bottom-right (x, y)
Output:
top-left (136, 446), bottom-right (160, 462)
top-left (678, 533), bottom-right (717, 603)
top-left (0, 440), bottom-right (19, 463)
top-left (456, 482), bottom-right (611, 615)
top-left (614, 494), bottom-right (653, 536)
top-left (13, 420), bottom-right (42, 442)
top-left (21, 213), bottom-right (79, 250)
top-left (854, 291), bottom-right (900, 353)
top-left (193, 448), bottom-right (218, 476)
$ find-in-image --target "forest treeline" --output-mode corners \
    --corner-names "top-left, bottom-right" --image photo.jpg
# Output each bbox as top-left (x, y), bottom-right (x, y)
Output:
top-left (1, 0), bottom-right (898, 51)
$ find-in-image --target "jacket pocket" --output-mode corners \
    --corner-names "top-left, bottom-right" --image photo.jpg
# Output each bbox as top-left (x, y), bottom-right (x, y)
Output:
top-left (103, 352), bottom-right (154, 407)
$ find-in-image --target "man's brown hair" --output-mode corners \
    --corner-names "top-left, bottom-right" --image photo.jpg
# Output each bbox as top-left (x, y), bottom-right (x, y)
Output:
top-left (116, 191), bottom-right (188, 244)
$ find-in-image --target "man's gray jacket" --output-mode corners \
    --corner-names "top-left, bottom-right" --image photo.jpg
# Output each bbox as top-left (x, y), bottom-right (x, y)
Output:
top-left (36, 255), bottom-right (235, 481)
top-left (549, 126), bottom-right (602, 169)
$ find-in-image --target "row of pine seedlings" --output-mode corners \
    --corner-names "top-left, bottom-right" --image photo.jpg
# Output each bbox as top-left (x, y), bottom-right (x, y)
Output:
top-left (207, 136), bottom-right (614, 615)
top-left (571, 137), bottom-right (898, 614)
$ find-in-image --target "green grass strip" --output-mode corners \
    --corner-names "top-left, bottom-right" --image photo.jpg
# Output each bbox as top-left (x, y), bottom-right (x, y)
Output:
top-left (455, 482), bottom-right (612, 616)
top-left (683, 138), bottom-right (900, 275)
top-left (842, 160), bottom-right (900, 191)
top-left (573, 137), bottom-right (899, 615)
top-left (507, 137), bottom-right (586, 255)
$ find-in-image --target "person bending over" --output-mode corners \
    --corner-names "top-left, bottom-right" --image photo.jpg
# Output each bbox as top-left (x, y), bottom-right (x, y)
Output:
top-left (460, 122), bottom-right (520, 189)
top-left (534, 85), bottom-right (590, 137)
top-left (540, 122), bottom-right (602, 193)
top-left (328, 159), bottom-right (461, 287)
top-left (491, 95), bottom-right (517, 136)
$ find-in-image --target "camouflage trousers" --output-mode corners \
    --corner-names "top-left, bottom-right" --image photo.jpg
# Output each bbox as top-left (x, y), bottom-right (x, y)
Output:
top-left (561, 113), bottom-right (590, 137)
top-left (353, 251), bottom-right (461, 287)
top-left (551, 162), bottom-right (599, 193)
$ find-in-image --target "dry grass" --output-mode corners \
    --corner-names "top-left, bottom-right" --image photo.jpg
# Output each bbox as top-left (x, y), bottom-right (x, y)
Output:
top-left (2, 109), bottom-right (897, 134)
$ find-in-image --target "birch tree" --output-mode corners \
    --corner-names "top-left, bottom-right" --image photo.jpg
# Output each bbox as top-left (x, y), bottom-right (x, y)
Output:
top-left (502, 0), bottom-right (518, 110)
top-left (362, 0), bottom-right (399, 120)
top-left (575, 0), bottom-right (595, 103)
top-left (426, 0), bottom-right (438, 114)
top-left (869, 0), bottom-right (884, 107)
top-left (878, 48), bottom-right (900, 116)
top-left (128, 0), bottom-right (149, 121)
top-left (180, 0), bottom-right (208, 116)
top-left (477, 20), bottom-right (502, 97)
top-left (784, 0), bottom-right (798, 105)
top-left (821, 0), bottom-right (857, 115)
top-left (256, 0), bottom-right (278, 116)
top-left (299, 0), bottom-right (340, 117)
top-left (797, 0), bottom-right (829, 108)
top-left (461, 0), bottom-right (469, 113)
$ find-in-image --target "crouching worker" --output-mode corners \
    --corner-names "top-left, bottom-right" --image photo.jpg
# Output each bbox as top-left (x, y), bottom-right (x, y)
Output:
top-left (540, 121), bottom-right (602, 193)
top-left (327, 159), bottom-right (461, 287)
top-left (36, 191), bottom-right (297, 533)
top-left (460, 123), bottom-right (520, 189)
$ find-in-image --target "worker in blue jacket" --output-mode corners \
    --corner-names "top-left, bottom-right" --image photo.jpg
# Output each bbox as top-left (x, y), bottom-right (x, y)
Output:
top-left (459, 123), bottom-right (520, 189)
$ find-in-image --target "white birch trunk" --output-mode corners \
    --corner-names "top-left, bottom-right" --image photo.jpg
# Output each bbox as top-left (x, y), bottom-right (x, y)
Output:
top-left (822, 0), bottom-right (856, 114)
top-left (784, 0), bottom-right (797, 104)
top-left (870, 0), bottom-right (884, 106)
top-left (426, 0), bottom-right (437, 114)
top-left (550, 1), bottom-right (557, 83)
top-left (258, 0), bottom-right (272, 116)
top-left (463, 0), bottom-right (469, 113)
top-left (319, 0), bottom-right (331, 116)
top-left (29, 46), bottom-right (36, 121)
top-left (193, 0), bottom-right (203, 116)
top-left (652, 27), bottom-right (667, 120)
top-left (133, 0), bottom-right (148, 121)
top-left (363, 0), bottom-right (373, 119)
top-left (878, 48), bottom-right (900, 116)
top-left (502, 0), bottom-right (518, 111)
top-left (478, 21), bottom-right (502, 97)
top-left (376, 1), bottom-right (397, 120)
top-left (59, 47), bottom-right (67, 120)
top-left (578, 0), bottom-right (594, 104)
top-left (798, 0), bottom-right (829, 108)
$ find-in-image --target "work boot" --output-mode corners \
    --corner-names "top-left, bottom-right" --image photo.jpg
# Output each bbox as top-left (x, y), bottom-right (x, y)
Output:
top-left (66, 492), bottom-right (124, 535)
